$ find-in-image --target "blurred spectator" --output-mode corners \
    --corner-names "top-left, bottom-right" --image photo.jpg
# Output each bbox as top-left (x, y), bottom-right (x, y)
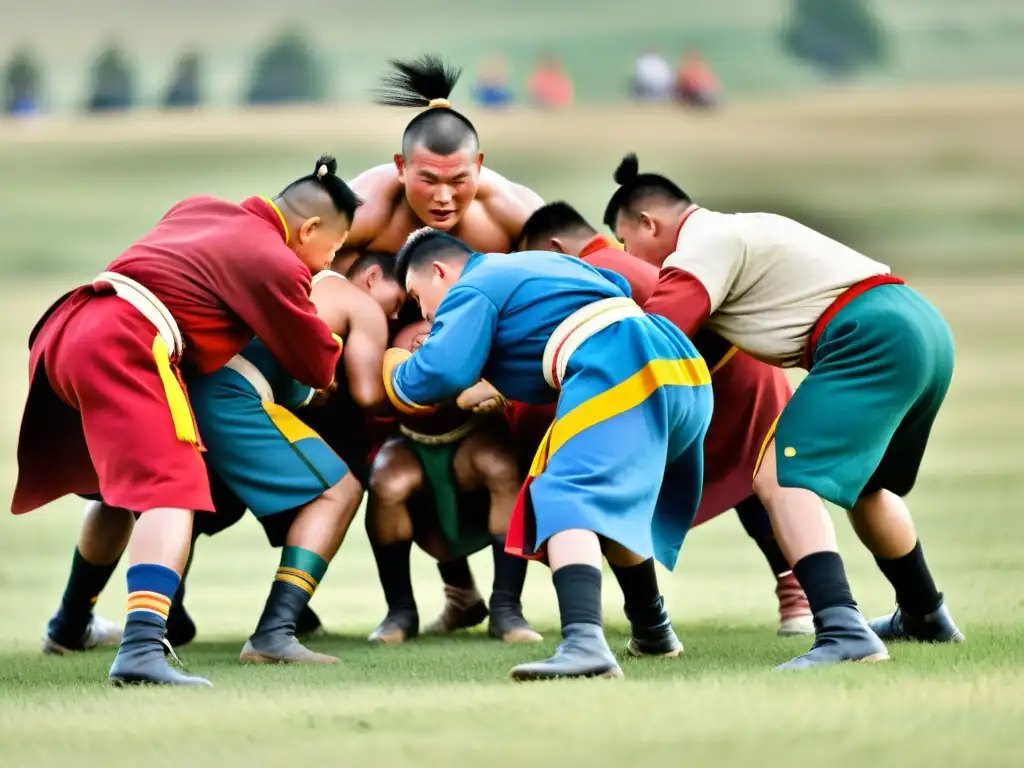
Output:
top-left (472, 57), bottom-right (513, 108)
top-left (3, 48), bottom-right (42, 116)
top-left (527, 53), bottom-right (573, 109)
top-left (674, 50), bottom-right (721, 109)
top-left (246, 31), bottom-right (324, 105)
top-left (163, 51), bottom-right (202, 109)
top-left (87, 43), bottom-right (135, 113)
top-left (632, 48), bottom-right (673, 101)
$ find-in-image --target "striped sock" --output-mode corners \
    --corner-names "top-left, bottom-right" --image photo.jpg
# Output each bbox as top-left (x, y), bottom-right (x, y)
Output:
top-left (275, 546), bottom-right (328, 598)
top-left (125, 563), bottom-right (180, 623)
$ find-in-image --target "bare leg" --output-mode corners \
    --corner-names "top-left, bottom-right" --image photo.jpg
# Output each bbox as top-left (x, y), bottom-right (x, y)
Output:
top-left (109, 506), bottom-right (211, 686)
top-left (509, 529), bottom-right (622, 681)
top-left (451, 427), bottom-right (540, 643)
top-left (366, 439), bottom-right (422, 643)
top-left (753, 440), bottom-right (888, 670)
top-left (854, 490), bottom-right (962, 642)
top-left (734, 493), bottom-right (813, 636)
top-left (604, 540), bottom-right (682, 657)
top-left (242, 473), bottom-right (364, 664)
top-left (44, 501), bottom-right (134, 655)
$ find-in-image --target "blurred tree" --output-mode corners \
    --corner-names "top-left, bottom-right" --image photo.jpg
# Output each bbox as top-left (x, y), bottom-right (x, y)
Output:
top-left (163, 51), bottom-right (202, 109)
top-left (782, 0), bottom-right (887, 78)
top-left (246, 32), bottom-right (324, 105)
top-left (87, 44), bottom-right (135, 112)
top-left (3, 48), bottom-right (42, 116)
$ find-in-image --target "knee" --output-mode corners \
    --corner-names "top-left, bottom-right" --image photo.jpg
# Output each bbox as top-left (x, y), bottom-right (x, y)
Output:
top-left (368, 463), bottom-right (421, 508)
top-left (321, 473), bottom-right (364, 521)
top-left (472, 446), bottom-right (521, 492)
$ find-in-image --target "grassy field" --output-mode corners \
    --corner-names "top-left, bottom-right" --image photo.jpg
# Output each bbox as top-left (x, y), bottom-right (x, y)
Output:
top-left (1, 94), bottom-right (1023, 766)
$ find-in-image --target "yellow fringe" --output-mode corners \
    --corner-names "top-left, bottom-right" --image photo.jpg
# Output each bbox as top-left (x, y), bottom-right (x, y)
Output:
top-left (151, 335), bottom-right (199, 445)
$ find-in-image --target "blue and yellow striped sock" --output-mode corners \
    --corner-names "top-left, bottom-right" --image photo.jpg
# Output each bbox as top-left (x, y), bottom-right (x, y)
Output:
top-left (125, 563), bottom-right (180, 626)
top-left (275, 546), bottom-right (329, 598)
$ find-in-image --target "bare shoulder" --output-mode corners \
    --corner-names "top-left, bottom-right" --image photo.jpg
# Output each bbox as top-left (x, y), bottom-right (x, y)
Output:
top-left (477, 166), bottom-right (545, 236)
top-left (344, 164), bottom-right (403, 248)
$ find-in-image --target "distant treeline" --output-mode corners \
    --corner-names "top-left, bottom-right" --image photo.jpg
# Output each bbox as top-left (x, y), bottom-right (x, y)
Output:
top-left (3, 1), bottom-right (889, 115)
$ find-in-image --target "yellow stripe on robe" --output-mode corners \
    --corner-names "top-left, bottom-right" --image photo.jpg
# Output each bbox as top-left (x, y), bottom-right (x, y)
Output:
top-left (527, 356), bottom-right (711, 479)
top-left (263, 401), bottom-right (321, 444)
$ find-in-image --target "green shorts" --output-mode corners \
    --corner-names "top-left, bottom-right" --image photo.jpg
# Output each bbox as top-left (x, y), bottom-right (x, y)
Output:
top-left (774, 284), bottom-right (954, 509)
top-left (406, 440), bottom-right (491, 559)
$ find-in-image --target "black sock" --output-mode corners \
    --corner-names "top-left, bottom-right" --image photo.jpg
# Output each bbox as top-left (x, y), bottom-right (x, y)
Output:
top-left (490, 535), bottom-right (527, 610)
top-left (735, 496), bottom-right (791, 576)
top-left (875, 541), bottom-right (942, 616)
top-left (792, 551), bottom-right (857, 614)
top-left (55, 548), bottom-right (120, 636)
top-left (370, 539), bottom-right (416, 613)
top-left (609, 558), bottom-right (666, 629)
top-left (437, 557), bottom-right (474, 590)
top-left (552, 564), bottom-right (603, 629)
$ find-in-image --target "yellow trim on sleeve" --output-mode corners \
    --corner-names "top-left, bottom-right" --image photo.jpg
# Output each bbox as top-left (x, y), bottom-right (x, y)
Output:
top-left (752, 414), bottom-right (782, 479)
top-left (382, 347), bottom-right (438, 416)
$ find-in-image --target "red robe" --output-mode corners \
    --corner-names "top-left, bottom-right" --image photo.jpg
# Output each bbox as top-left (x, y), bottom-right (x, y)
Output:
top-left (507, 235), bottom-right (792, 527)
top-left (12, 196), bottom-right (340, 515)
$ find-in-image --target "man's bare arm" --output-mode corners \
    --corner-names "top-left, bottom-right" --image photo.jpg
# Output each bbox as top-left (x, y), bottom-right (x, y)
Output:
top-left (341, 289), bottom-right (391, 408)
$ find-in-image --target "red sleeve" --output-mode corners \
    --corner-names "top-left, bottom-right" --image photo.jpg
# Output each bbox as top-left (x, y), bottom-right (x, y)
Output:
top-left (233, 256), bottom-right (341, 390)
top-left (582, 248), bottom-right (659, 305)
top-left (642, 267), bottom-right (712, 338)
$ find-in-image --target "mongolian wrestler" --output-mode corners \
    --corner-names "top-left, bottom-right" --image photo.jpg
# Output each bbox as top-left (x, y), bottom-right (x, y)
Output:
top-left (163, 250), bottom-right (408, 648)
top-left (605, 154), bottom-right (962, 670)
top-left (385, 230), bottom-right (713, 681)
top-left (366, 320), bottom-right (541, 646)
top-left (516, 201), bottom-right (813, 636)
top-left (181, 264), bottom-right (396, 663)
top-left (20, 156), bottom-right (356, 686)
top-left (333, 54), bottom-right (544, 271)
top-left (325, 53), bottom-right (549, 631)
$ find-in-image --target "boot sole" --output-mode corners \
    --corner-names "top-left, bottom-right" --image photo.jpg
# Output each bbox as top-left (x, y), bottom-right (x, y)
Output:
top-left (626, 638), bottom-right (683, 658)
top-left (239, 649), bottom-right (339, 664)
top-left (858, 651), bottom-right (890, 663)
top-left (509, 665), bottom-right (624, 682)
top-left (109, 675), bottom-right (213, 687)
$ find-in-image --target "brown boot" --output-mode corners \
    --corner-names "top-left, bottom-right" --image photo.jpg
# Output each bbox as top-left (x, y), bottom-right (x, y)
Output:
top-left (368, 608), bottom-right (419, 644)
top-left (424, 585), bottom-right (489, 634)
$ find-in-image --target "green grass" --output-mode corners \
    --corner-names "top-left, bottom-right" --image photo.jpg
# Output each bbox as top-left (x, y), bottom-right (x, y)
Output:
top-left (1, 100), bottom-right (1023, 765)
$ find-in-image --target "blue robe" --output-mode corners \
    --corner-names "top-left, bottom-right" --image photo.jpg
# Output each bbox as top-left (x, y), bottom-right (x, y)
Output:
top-left (188, 338), bottom-right (348, 517)
top-left (391, 251), bottom-right (713, 569)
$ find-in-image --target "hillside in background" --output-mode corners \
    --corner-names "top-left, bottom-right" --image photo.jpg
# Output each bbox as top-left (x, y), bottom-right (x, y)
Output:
top-left (2, 0), bottom-right (1024, 109)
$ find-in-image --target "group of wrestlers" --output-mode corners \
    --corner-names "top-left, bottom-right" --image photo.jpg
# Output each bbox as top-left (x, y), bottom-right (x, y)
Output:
top-left (12, 54), bottom-right (964, 686)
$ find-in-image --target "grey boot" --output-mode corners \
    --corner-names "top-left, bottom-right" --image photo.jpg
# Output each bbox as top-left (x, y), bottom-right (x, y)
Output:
top-left (509, 623), bottom-right (623, 681)
top-left (775, 605), bottom-right (889, 671)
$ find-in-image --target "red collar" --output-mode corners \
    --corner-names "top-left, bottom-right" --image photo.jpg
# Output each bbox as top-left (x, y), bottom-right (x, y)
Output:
top-left (673, 204), bottom-right (701, 243)
top-left (241, 196), bottom-right (290, 245)
top-left (579, 234), bottom-right (614, 259)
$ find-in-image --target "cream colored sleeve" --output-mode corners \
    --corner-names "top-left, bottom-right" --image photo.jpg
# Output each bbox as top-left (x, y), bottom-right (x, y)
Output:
top-left (664, 212), bottom-right (745, 313)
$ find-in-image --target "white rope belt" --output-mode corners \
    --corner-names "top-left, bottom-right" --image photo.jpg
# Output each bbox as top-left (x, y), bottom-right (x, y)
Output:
top-left (92, 271), bottom-right (183, 358)
top-left (541, 297), bottom-right (643, 389)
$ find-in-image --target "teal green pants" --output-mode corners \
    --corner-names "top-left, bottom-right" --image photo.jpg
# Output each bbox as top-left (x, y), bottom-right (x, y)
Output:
top-left (774, 284), bottom-right (954, 510)
top-left (406, 440), bottom-right (491, 559)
